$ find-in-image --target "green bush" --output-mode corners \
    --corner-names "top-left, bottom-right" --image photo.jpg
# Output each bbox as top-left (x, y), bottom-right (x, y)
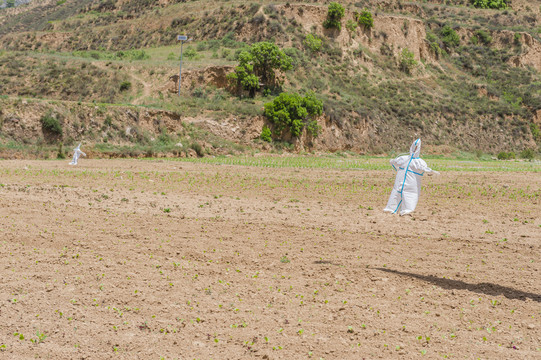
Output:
top-left (472, 0), bottom-right (509, 10)
top-left (513, 33), bottom-right (521, 45)
top-left (260, 125), bottom-right (272, 142)
top-left (426, 32), bottom-right (443, 57)
top-left (440, 25), bottom-right (460, 49)
top-left (399, 48), bottom-right (417, 74)
top-left (304, 34), bottom-right (322, 52)
top-left (57, 143), bottom-right (65, 159)
top-left (497, 151), bottom-right (515, 160)
top-left (474, 30), bottom-right (492, 45)
top-left (323, 2), bottom-right (345, 31)
top-left (40, 115), bottom-right (63, 136)
top-left (190, 142), bottom-right (204, 157)
top-left (531, 123), bottom-right (540, 140)
top-left (119, 81), bottom-right (132, 91)
top-left (192, 87), bottom-right (206, 98)
top-left (520, 148), bottom-right (535, 160)
top-left (355, 9), bottom-right (374, 30)
top-left (183, 47), bottom-right (202, 60)
top-left (346, 20), bottom-right (358, 33)
top-left (263, 92), bottom-right (323, 138)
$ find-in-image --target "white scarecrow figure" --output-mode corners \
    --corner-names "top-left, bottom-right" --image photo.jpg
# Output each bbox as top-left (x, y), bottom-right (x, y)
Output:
top-left (69, 143), bottom-right (86, 165)
top-left (384, 138), bottom-right (439, 215)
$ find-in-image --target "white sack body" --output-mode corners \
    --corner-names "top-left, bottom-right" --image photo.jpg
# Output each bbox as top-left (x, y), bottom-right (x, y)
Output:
top-left (69, 143), bottom-right (86, 165)
top-left (384, 139), bottom-right (437, 216)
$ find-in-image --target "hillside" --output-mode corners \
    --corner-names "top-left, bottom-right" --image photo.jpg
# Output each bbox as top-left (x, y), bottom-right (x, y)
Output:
top-left (1, 0), bottom-right (540, 158)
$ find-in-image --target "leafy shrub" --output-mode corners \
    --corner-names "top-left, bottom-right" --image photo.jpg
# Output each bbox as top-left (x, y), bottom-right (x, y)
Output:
top-left (192, 87), bottom-right (206, 98)
top-left (426, 32), bottom-right (443, 57)
top-left (323, 2), bottom-right (345, 31)
top-left (440, 25), bottom-right (460, 49)
top-left (474, 30), bottom-right (492, 45)
top-left (260, 125), bottom-right (272, 142)
top-left (183, 47), bottom-right (202, 60)
top-left (472, 0), bottom-right (509, 10)
top-left (263, 92), bottom-right (323, 138)
top-left (304, 34), bottom-right (322, 52)
top-left (497, 151), bottom-right (515, 160)
top-left (346, 20), bottom-right (358, 33)
top-left (190, 142), bottom-right (204, 157)
top-left (227, 42), bottom-right (292, 97)
top-left (40, 115), bottom-right (63, 136)
top-left (399, 48), bottom-right (417, 74)
top-left (513, 33), bottom-right (521, 45)
top-left (104, 116), bottom-right (113, 127)
top-left (531, 123), bottom-right (540, 140)
top-left (119, 81), bottom-right (131, 91)
top-left (57, 143), bottom-right (65, 159)
top-left (355, 9), bottom-right (374, 30)
top-left (520, 148), bottom-right (535, 160)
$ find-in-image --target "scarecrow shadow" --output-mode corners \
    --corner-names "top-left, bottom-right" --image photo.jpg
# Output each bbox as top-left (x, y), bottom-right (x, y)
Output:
top-left (314, 260), bottom-right (340, 266)
top-left (375, 267), bottom-right (541, 303)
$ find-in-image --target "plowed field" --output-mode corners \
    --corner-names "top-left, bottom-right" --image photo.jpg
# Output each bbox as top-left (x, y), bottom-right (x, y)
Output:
top-left (0, 158), bottom-right (539, 359)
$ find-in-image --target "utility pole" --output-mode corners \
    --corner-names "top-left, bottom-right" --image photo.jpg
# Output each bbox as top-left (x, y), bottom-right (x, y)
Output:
top-left (177, 35), bottom-right (191, 96)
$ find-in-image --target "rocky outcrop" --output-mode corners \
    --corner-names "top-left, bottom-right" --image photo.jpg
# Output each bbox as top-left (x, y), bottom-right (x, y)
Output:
top-left (509, 32), bottom-right (541, 73)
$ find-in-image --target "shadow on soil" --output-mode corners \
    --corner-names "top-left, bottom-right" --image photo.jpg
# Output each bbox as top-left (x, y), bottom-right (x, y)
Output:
top-left (375, 267), bottom-right (541, 303)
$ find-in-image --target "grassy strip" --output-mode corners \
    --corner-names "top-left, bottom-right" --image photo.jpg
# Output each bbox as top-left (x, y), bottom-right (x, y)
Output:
top-left (159, 155), bottom-right (541, 172)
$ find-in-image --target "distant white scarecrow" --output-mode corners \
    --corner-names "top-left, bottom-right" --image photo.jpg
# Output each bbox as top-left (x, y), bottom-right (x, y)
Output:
top-left (69, 143), bottom-right (86, 166)
top-left (384, 138), bottom-right (439, 216)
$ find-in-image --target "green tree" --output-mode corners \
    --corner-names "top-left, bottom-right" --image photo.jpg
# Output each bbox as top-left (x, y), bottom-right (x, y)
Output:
top-left (6, 0), bottom-right (15, 7)
top-left (263, 92), bottom-right (323, 138)
top-left (323, 2), bottom-right (345, 31)
top-left (249, 42), bottom-right (292, 86)
top-left (227, 42), bottom-right (292, 97)
top-left (355, 9), bottom-right (374, 30)
top-left (399, 48), bottom-right (417, 74)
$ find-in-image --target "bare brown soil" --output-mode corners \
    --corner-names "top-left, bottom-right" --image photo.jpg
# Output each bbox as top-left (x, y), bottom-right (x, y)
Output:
top-left (0, 159), bottom-right (540, 359)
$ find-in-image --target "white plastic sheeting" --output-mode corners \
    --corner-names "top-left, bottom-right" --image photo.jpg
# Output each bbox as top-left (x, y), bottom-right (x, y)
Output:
top-left (69, 143), bottom-right (86, 165)
top-left (384, 139), bottom-right (439, 215)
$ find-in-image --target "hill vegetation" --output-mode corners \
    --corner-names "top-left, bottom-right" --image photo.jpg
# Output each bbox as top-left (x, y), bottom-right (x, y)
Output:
top-left (0, 0), bottom-right (540, 158)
